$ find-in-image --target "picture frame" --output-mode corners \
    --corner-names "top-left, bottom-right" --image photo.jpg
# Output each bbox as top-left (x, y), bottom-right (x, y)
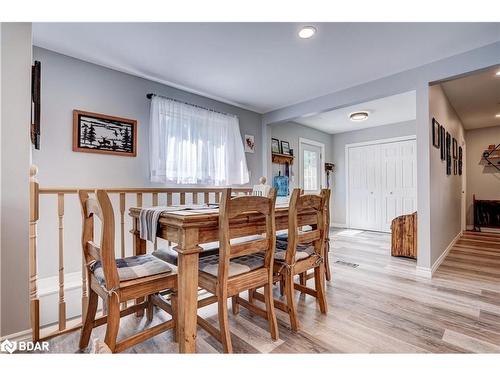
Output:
top-left (454, 159), bottom-right (458, 175)
top-left (244, 134), bottom-right (255, 153)
top-left (452, 138), bottom-right (458, 159)
top-left (73, 110), bottom-right (137, 157)
top-left (446, 132), bottom-right (451, 175)
top-left (458, 146), bottom-right (463, 175)
top-left (432, 118), bottom-right (440, 148)
top-left (281, 140), bottom-right (291, 155)
top-left (440, 125), bottom-right (446, 160)
top-left (271, 138), bottom-right (281, 154)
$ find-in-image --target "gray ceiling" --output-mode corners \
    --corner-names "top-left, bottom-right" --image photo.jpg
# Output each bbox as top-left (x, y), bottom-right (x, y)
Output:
top-left (441, 66), bottom-right (500, 130)
top-left (33, 22), bottom-right (500, 113)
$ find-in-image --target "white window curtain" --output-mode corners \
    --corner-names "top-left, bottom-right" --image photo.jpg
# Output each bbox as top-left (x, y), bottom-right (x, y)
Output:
top-left (149, 96), bottom-right (249, 185)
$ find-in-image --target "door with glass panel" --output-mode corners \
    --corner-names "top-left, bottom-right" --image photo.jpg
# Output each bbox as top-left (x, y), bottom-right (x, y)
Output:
top-left (299, 141), bottom-right (323, 193)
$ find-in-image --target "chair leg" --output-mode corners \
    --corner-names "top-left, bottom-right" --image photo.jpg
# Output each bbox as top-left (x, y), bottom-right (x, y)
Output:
top-left (284, 270), bottom-right (299, 332)
top-left (104, 293), bottom-right (121, 352)
top-left (79, 288), bottom-right (98, 350)
top-left (299, 272), bottom-right (307, 286)
top-left (314, 264), bottom-right (328, 314)
top-left (218, 294), bottom-right (233, 353)
top-left (264, 281), bottom-right (279, 341)
top-left (279, 280), bottom-right (284, 296)
top-left (146, 295), bottom-right (154, 323)
top-left (231, 295), bottom-right (240, 315)
top-left (171, 293), bottom-right (179, 343)
top-left (324, 240), bottom-right (332, 281)
top-left (248, 288), bottom-right (255, 304)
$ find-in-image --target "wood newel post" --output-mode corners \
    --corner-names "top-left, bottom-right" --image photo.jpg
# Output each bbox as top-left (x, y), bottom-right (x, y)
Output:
top-left (29, 165), bottom-right (41, 342)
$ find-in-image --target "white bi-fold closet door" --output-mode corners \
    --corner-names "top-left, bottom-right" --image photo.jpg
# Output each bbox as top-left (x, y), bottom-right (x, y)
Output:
top-left (347, 138), bottom-right (417, 233)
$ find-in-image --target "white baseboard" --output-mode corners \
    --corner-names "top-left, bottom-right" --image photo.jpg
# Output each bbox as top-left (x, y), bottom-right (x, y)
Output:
top-left (331, 222), bottom-right (347, 228)
top-left (417, 231), bottom-right (461, 279)
top-left (0, 328), bottom-right (32, 341)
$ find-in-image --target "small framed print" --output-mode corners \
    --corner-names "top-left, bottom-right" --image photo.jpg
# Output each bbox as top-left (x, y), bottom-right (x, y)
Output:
top-left (73, 110), bottom-right (137, 157)
top-left (454, 159), bottom-right (458, 175)
top-left (440, 126), bottom-right (446, 160)
top-left (432, 118), bottom-right (440, 148)
top-left (452, 138), bottom-right (458, 159)
top-left (446, 132), bottom-right (452, 175)
top-left (281, 141), bottom-right (291, 155)
top-left (244, 134), bottom-right (255, 153)
top-left (271, 138), bottom-right (281, 154)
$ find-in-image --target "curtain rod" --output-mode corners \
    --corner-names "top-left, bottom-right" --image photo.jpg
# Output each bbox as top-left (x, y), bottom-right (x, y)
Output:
top-left (146, 93), bottom-right (236, 117)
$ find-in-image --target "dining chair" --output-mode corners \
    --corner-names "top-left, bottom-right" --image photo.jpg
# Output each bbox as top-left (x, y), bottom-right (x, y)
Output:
top-left (196, 188), bottom-right (279, 353)
top-left (78, 190), bottom-right (177, 353)
top-left (252, 188), bottom-right (329, 332)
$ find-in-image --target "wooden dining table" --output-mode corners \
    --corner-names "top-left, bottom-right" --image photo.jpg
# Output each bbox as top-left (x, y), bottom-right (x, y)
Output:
top-left (129, 203), bottom-right (319, 353)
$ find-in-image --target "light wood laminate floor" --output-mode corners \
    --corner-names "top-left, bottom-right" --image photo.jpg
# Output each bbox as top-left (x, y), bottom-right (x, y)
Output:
top-left (47, 229), bottom-right (500, 353)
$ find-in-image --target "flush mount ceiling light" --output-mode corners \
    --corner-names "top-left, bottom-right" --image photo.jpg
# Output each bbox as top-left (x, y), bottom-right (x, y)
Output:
top-left (298, 26), bottom-right (316, 39)
top-left (349, 111), bottom-right (370, 122)
top-left (495, 114), bottom-right (500, 118)
top-left (496, 71), bottom-right (500, 76)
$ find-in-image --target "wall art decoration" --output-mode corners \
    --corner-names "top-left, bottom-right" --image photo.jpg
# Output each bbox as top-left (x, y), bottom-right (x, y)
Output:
top-left (432, 118), bottom-right (440, 148)
top-left (281, 140), bottom-right (291, 155)
top-left (452, 138), bottom-right (458, 159)
top-left (458, 146), bottom-right (463, 175)
top-left (446, 131), bottom-right (451, 175)
top-left (244, 134), bottom-right (255, 153)
top-left (73, 110), bottom-right (137, 156)
top-left (271, 138), bottom-right (281, 154)
top-left (440, 125), bottom-right (446, 160)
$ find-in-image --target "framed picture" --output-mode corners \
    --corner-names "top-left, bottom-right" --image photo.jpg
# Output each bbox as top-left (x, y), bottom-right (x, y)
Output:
top-left (432, 118), bottom-right (440, 148)
top-left (73, 110), bottom-right (137, 157)
top-left (452, 138), bottom-right (458, 159)
top-left (271, 138), bottom-right (281, 154)
top-left (446, 132), bottom-right (451, 175)
top-left (281, 140), bottom-right (291, 155)
top-left (244, 134), bottom-right (255, 153)
top-left (440, 126), bottom-right (446, 160)
top-left (454, 159), bottom-right (458, 175)
top-left (458, 146), bottom-right (463, 175)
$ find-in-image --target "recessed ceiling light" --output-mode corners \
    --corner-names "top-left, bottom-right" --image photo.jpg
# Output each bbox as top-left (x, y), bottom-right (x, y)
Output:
top-left (298, 26), bottom-right (316, 39)
top-left (349, 111), bottom-right (369, 122)
top-left (496, 71), bottom-right (500, 77)
top-left (495, 113), bottom-right (500, 118)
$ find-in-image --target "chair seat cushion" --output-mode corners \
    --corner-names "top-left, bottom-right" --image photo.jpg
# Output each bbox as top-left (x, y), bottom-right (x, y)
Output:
top-left (199, 253), bottom-right (265, 277)
top-left (91, 254), bottom-right (173, 286)
top-left (275, 236), bottom-right (316, 261)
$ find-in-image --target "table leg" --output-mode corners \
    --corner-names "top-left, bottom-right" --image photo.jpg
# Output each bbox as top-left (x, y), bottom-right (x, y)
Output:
top-left (175, 228), bottom-right (202, 353)
top-left (133, 217), bottom-right (146, 317)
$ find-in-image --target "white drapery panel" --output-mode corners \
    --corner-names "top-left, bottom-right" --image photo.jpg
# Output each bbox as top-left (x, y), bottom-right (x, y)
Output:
top-left (149, 96), bottom-right (249, 185)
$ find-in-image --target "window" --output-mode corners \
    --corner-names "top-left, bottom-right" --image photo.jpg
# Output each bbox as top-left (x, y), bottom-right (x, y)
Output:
top-left (149, 96), bottom-right (249, 185)
top-left (303, 149), bottom-right (318, 191)
top-left (299, 138), bottom-right (324, 192)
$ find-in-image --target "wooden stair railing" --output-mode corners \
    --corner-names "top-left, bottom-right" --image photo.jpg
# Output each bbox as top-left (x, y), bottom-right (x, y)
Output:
top-left (28, 165), bottom-right (253, 342)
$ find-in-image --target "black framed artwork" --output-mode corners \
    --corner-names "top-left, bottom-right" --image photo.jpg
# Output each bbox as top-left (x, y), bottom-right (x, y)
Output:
top-left (281, 141), bottom-right (291, 155)
top-left (452, 138), bottom-right (458, 159)
top-left (271, 138), bottom-right (281, 154)
top-left (458, 146), bottom-right (463, 175)
top-left (446, 132), bottom-right (451, 175)
top-left (454, 159), bottom-right (458, 175)
top-left (440, 126), bottom-right (446, 160)
top-left (432, 118), bottom-right (440, 148)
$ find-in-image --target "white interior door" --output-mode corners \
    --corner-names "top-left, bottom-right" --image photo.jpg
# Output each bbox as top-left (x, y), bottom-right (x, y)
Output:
top-left (380, 140), bottom-right (417, 231)
top-left (348, 138), bottom-right (417, 232)
top-left (348, 145), bottom-right (381, 231)
top-left (300, 141), bottom-right (323, 192)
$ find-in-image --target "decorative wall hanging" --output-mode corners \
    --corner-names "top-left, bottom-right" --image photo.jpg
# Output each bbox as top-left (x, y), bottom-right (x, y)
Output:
top-left (244, 134), bottom-right (255, 153)
top-left (432, 118), bottom-right (440, 148)
top-left (440, 126), bottom-right (446, 160)
top-left (453, 159), bottom-right (458, 175)
top-left (458, 146), bottom-right (463, 175)
top-left (73, 110), bottom-right (137, 157)
top-left (452, 138), bottom-right (458, 159)
top-left (31, 61), bottom-right (41, 149)
top-left (281, 141), bottom-right (291, 155)
top-left (446, 132), bottom-right (451, 175)
top-left (482, 144), bottom-right (500, 172)
top-left (271, 138), bottom-right (281, 154)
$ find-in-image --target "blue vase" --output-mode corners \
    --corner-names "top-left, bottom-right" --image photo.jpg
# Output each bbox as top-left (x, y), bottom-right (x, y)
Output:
top-left (273, 175), bottom-right (289, 197)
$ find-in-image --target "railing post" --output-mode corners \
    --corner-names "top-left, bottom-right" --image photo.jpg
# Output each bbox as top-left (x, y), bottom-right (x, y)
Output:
top-left (29, 165), bottom-right (41, 342)
top-left (57, 192), bottom-right (66, 330)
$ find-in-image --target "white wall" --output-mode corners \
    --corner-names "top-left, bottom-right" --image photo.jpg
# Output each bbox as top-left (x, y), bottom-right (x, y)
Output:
top-left (465, 126), bottom-right (500, 226)
top-left (0, 23), bottom-right (32, 337)
top-left (329, 120), bottom-right (416, 226)
top-left (429, 84), bottom-right (466, 266)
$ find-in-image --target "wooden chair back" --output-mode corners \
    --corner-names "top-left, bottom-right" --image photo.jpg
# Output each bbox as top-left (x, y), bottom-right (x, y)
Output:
top-left (217, 188), bottom-right (277, 280)
top-left (79, 189), bottom-right (120, 291)
top-left (285, 188), bottom-right (330, 264)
